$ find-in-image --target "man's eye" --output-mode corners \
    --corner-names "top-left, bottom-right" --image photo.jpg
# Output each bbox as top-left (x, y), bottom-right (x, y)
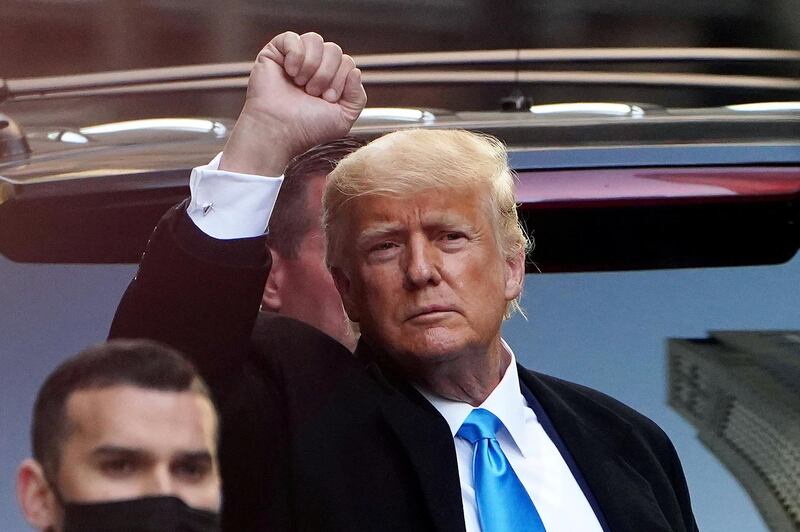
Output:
top-left (100, 459), bottom-right (136, 476)
top-left (173, 461), bottom-right (210, 482)
top-left (372, 242), bottom-right (396, 251)
top-left (441, 232), bottom-right (467, 245)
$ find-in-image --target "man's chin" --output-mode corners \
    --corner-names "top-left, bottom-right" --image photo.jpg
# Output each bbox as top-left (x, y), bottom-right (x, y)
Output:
top-left (394, 328), bottom-right (475, 363)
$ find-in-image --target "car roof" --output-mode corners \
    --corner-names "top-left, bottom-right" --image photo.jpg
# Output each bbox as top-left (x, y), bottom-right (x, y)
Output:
top-left (3, 105), bottom-right (799, 180)
top-left (1, 49), bottom-right (799, 269)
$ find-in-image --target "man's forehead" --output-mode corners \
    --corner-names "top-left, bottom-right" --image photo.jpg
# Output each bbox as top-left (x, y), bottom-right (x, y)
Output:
top-left (347, 187), bottom-right (491, 225)
top-left (66, 383), bottom-right (205, 408)
top-left (64, 385), bottom-right (217, 450)
top-left (357, 210), bottom-right (476, 234)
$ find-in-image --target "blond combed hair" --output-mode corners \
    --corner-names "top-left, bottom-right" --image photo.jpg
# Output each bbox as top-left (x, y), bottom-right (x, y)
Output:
top-left (322, 128), bottom-right (531, 318)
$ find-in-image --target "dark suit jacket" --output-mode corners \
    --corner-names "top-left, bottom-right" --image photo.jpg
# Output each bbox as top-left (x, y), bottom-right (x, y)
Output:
top-left (110, 203), bottom-right (698, 532)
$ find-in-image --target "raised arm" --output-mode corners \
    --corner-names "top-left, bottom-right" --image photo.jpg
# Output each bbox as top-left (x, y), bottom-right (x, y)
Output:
top-left (109, 31), bottom-right (366, 380)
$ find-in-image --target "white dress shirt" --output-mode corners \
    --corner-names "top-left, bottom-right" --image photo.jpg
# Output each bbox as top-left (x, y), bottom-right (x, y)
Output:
top-left (187, 157), bottom-right (604, 532)
top-left (417, 343), bottom-right (604, 532)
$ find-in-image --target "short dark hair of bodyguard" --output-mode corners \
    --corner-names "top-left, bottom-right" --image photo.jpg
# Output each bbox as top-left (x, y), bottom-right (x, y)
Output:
top-left (265, 136), bottom-right (366, 259)
top-left (31, 339), bottom-right (213, 481)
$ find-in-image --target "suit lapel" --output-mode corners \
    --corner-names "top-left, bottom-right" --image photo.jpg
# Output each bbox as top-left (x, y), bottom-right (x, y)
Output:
top-left (356, 341), bottom-right (466, 532)
top-left (379, 386), bottom-right (467, 532)
top-left (518, 369), bottom-right (673, 532)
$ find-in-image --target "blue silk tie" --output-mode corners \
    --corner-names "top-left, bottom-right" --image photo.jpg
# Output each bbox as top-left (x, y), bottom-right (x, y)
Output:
top-left (457, 408), bottom-right (546, 532)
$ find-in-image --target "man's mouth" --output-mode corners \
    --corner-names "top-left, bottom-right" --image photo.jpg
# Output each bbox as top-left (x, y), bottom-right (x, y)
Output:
top-left (406, 305), bottom-right (457, 322)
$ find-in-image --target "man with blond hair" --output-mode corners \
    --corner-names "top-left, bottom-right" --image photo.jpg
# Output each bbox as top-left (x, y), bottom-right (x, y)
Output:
top-left (112, 31), bottom-right (697, 531)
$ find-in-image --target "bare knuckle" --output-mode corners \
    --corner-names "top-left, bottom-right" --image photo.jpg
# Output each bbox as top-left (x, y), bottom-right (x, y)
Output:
top-left (324, 42), bottom-right (343, 56)
top-left (302, 32), bottom-right (323, 43)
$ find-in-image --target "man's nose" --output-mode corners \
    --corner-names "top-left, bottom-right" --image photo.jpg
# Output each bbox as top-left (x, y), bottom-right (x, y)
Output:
top-left (404, 237), bottom-right (442, 288)
top-left (143, 466), bottom-right (175, 496)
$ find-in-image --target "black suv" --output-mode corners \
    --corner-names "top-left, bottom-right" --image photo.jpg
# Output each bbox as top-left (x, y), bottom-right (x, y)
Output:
top-left (1, 49), bottom-right (799, 531)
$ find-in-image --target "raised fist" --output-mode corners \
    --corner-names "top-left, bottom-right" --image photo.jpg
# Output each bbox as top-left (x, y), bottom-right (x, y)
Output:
top-left (220, 31), bottom-right (367, 176)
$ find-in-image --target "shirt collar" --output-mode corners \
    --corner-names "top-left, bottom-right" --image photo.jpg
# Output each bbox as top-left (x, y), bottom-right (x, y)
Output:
top-left (416, 340), bottom-right (532, 457)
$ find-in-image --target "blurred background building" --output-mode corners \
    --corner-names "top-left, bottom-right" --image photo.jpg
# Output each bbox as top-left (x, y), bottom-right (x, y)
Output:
top-left (4, 0), bottom-right (799, 77)
top-left (2, 0), bottom-right (799, 125)
top-left (669, 331), bottom-right (800, 532)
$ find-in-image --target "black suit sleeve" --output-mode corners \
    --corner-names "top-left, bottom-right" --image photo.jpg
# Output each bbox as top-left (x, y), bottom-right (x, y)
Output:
top-left (602, 395), bottom-right (700, 532)
top-left (109, 200), bottom-right (270, 382)
top-left (662, 430), bottom-right (699, 532)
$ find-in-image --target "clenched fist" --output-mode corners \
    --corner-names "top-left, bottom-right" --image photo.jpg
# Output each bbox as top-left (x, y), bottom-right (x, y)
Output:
top-left (220, 31), bottom-right (367, 176)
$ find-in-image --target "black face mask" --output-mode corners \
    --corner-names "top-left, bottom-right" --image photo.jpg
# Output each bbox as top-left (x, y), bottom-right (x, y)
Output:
top-left (61, 495), bottom-right (220, 532)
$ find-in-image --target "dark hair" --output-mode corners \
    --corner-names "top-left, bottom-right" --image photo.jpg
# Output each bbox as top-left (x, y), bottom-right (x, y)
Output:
top-left (266, 136), bottom-right (366, 259)
top-left (31, 339), bottom-right (213, 481)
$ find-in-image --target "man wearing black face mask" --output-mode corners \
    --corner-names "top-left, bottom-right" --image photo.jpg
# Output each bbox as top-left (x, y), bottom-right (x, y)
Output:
top-left (15, 339), bottom-right (221, 532)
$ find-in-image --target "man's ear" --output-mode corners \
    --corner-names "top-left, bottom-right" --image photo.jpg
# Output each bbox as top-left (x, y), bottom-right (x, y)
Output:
top-left (261, 251), bottom-right (287, 312)
top-left (330, 266), bottom-right (360, 323)
top-left (17, 458), bottom-right (59, 531)
top-left (504, 248), bottom-right (526, 302)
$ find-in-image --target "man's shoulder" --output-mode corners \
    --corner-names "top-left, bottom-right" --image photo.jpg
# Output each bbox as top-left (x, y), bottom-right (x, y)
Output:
top-left (248, 311), bottom-right (365, 392)
top-left (519, 366), bottom-right (671, 446)
top-left (251, 311), bottom-right (356, 366)
top-left (248, 312), bottom-right (390, 429)
top-left (519, 367), bottom-right (698, 532)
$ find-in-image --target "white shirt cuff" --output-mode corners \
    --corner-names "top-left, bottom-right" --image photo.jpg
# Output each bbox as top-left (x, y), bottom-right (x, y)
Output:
top-left (187, 152), bottom-right (284, 240)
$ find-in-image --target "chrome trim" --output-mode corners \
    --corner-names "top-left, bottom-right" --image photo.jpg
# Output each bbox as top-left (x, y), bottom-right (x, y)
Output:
top-left (8, 70), bottom-right (798, 102)
top-left (357, 108), bottom-right (436, 122)
top-left (4, 47), bottom-right (800, 101)
top-left (530, 103), bottom-right (646, 117)
top-left (80, 118), bottom-right (228, 137)
top-left (726, 102), bottom-right (800, 112)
